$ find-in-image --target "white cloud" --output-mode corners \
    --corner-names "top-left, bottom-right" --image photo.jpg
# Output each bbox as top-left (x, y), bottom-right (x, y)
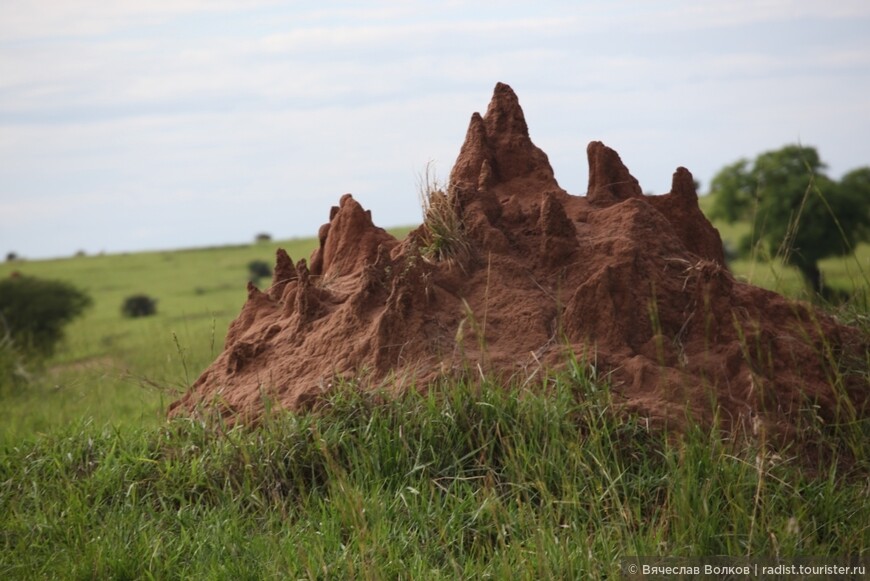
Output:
top-left (1, 1), bottom-right (869, 258)
top-left (0, 0), bottom-right (286, 40)
top-left (639, 0), bottom-right (870, 31)
top-left (258, 16), bottom-right (572, 53)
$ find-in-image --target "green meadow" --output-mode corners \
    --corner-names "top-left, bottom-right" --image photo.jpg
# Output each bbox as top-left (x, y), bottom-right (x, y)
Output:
top-left (1, 238), bottom-right (318, 440)
top-left (1, 214), bottom-right (868, 578)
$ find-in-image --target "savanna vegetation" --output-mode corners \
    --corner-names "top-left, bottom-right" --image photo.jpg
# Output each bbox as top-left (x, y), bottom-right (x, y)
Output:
top-left (0, 184), bottom-right (868, 577)
top-left (0, 275), bottom-right (92, 356)
top-left (707, 144), bottom-right (870, 301)
top-left (3, 367), bottom-right (868, 578)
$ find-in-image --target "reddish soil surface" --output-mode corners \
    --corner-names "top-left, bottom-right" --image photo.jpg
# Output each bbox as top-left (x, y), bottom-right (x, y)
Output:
top-left (169, 83), bottom-right (867, 437)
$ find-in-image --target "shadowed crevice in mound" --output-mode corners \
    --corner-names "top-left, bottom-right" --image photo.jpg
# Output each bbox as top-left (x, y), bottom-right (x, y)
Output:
top-left (169, 82), bottom-right (868, 438)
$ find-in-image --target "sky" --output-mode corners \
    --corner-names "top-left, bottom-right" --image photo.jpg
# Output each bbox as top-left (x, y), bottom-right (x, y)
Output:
top-left (2, 1), bottom-right (869, 260)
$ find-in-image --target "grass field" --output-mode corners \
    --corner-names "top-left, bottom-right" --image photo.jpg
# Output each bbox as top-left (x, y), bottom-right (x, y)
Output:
top-left (0, 238), bottom-right (315, 440)
top-left (1, 211), bottom-right (868, 576)
top-left (3, 366), bottom-right (869, 578)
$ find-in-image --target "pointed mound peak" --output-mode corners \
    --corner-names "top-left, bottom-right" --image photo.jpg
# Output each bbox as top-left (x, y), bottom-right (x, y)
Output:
top-left (311, 194), bottom-right (398, 278)
top-left (670, 166), bottom-right (698, 200)
top-left (482, 82), bottom-right (529, 140)
top-left (585, 141), bottom-right (643, 206)
top-left (449, 82), bottom-right (558, 194)
top-left (269, 248), bottom-right (296, 299)
top-left (647, 166), bottom-right (726, 265)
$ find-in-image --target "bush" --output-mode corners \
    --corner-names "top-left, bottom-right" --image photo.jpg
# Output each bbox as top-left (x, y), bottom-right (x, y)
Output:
top-left (122, 294), bottom-right (158, 318)
top-left (247, 260), bottom-right (272, 282)
top-left (0, 275), bottom-right (92, 358)
top-left (254, 233), bottom-right (272, 243)
top-left (0, 333), bottom-right (31, 394)
top-left (709, 146), bottom-right (870, 297)
top-left (417, 162), bottom-right (471, 264)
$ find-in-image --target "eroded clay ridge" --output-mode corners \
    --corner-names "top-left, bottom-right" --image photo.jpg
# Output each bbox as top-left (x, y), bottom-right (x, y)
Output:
top-left (169, 83), bottom-right (867, 435)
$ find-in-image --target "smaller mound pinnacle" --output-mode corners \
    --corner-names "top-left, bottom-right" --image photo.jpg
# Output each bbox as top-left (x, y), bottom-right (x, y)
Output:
top-left (310, 194), bottom-right (397, 278)
top-left (646, 167), bottom-right (727, 265)
top-left (671, 167), bottom-right (698, 201)
top-left (269, 248), bottom-right (296, 300)
top-left (450, 113), bottom-right (492, 194)
top-left (586, 141), bottom-right (643, 206)
top-left (539, 192), bottom-right (576, 267)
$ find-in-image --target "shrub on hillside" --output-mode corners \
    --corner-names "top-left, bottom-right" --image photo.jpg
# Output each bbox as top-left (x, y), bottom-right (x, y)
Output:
top-left (255, 233), bottom-right (272, 243)
top-left (0, 274), bottom-right (93, 358)
top-left (122, 294), bottom-right (158, 318)
top-left (0, 333), bottom-right (31, 394)
top-left (247, 260), bottom-right (272, 282)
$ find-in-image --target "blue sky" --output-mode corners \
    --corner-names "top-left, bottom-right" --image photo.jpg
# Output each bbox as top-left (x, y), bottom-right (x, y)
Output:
top-left (2, 0), bottom-right (869, 259)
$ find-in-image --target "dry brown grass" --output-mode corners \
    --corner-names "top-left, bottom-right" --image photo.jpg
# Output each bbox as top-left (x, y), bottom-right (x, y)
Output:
top-left (417, 162), bottom-right (472, 266)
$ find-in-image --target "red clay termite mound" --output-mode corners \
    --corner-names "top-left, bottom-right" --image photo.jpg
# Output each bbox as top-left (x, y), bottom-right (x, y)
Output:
top-left (169, 83), bottom-right (868, 437)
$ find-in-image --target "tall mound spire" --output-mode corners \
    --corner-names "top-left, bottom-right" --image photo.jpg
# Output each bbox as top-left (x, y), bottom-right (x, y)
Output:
top-left (449, 83), bottom-right (559, 193)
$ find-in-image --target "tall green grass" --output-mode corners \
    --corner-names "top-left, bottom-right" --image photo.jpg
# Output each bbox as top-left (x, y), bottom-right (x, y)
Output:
top-left (3, 366), bottom-right (868, 579)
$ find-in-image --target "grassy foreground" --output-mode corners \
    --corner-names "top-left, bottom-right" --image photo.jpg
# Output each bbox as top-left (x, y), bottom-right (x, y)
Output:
top-left (3, 365), bottom-right (869, 579)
